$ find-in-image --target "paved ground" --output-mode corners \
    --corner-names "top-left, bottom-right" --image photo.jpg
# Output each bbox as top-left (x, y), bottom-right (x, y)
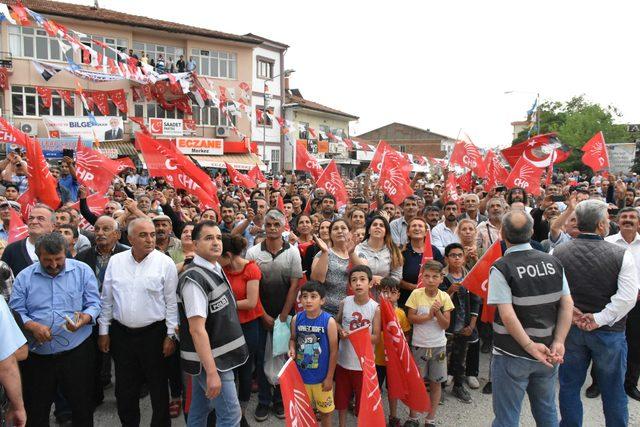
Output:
top-left (86, 353), bottom-right (639, 426)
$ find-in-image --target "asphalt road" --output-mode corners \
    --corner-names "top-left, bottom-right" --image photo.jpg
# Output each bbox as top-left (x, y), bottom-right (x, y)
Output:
top-left (86, 353), bottom-right (639, 426)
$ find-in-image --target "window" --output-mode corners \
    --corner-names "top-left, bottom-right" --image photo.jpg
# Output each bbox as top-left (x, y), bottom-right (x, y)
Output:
top-left (133, 41), bottom-right (184, 65)
top-left (9, 26), bottom-right (72, 61)
top-left (133, 100), bottom-right (184, 120)
top-left (270, 149), bottom-right (280, 173)
top-left (299, 121), bottom-right (309, 140)
top-left (83, 35), bottom-right (128, 61)
top-left (83, 101), bottom-right (126, 120)
top-left (190, 49), bottom-right (237, 79)
top-left (191, 102), bottom-right (236, 127)
top-left (256, 106), bottom-right (273, 127)
top-left (257, 59), bottom-right (274, 79)
top-left (12, 86), bottom-right (75, 117)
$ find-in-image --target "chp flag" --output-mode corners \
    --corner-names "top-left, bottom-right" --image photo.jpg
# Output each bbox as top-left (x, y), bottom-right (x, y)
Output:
top-left (503, 154), bottom-right (545, 196)
top-left (462, 239), bottom-right (503, 323)
top-left (296, 140), bottom-right (324, 180)
top-left (277, 358), bottom-right (319, 427)
top-left (315, 160), bottom-right (348, 208)
top-left (378, 151), bottom-right (414, 205)
top-left (581, 131), bottom-right (610, 173)
top-left (8, 208), bottom-right (28, 244)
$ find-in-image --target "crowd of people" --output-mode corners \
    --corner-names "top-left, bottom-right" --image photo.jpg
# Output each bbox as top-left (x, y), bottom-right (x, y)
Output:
top-left (0, 151), bottom-right (639, 427)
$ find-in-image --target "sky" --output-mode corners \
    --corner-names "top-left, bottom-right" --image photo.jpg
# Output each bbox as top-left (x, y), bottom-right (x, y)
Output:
top-left (61, 0), bottom-right (640, 148)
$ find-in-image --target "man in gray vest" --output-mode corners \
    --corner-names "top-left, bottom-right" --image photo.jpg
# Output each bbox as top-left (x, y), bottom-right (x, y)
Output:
top-left (488, 210), bottom-right (573, 426)
top-left (177, 220), bottom-right (248, 427)
top-left (554, 199), bottom-right (638, 427)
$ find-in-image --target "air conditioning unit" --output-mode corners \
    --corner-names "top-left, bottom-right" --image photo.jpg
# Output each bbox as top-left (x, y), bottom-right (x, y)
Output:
top-left (19, 123), bottom-right (37, 136)
top-left (215, 126), bottom-right (230, 138)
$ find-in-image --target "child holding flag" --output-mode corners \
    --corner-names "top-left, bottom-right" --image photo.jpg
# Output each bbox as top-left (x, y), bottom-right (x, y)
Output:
top-left (405, 260), bottom-right (454, 427)
top-left (288, 281), bottom-right (338, 427)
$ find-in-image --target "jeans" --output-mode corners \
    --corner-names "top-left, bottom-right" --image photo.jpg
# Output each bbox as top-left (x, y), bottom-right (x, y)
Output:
top-left (188, 370), bottom-right (241, 427)
top-left (491, 353), bottom-right (558, 427)
top-left (256, 322), bottom-right (282, 407)
top-left (234, 319), bottom-right (261, 403)
top-left (447, 335), bottom-right (469, 387)
top-left (559, 326), bottom-right (628, 427)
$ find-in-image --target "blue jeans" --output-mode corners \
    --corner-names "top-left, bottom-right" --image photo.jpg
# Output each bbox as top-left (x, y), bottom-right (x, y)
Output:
top-left (559, 326), bottom-right (628, 427)
top-left (187, 369), bottom-right (241, 427)
top-left (491, 353), bottom-right (559, 427)
top-left (256, 322), bottom-right (282, 407)
top-left (234, 319), bottom-right (261, 403)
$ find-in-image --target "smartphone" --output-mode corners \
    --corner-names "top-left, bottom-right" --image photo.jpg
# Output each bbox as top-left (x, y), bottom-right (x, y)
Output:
top-left (496, 186), bottom-right (507, 192)
top-left (250, 200), bottom-right (258, 213)
top-left (62, 148), bottom-right (75, 159)
top-left (551, 195), bottom-right (566, 202)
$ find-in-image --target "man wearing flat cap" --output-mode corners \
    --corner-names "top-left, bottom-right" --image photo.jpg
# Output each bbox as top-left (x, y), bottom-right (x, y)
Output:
top-left (0, 200), bottom-right (21, 242)
top-left (152, 215), bottom-right (183, 263)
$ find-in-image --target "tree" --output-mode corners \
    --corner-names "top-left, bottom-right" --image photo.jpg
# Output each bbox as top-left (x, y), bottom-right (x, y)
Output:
top-left (513, 95), bottom-right (631, 173)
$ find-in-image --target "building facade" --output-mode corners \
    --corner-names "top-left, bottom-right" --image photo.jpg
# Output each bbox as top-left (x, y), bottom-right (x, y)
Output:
top-left (356, 122), bottom-right (454, 160)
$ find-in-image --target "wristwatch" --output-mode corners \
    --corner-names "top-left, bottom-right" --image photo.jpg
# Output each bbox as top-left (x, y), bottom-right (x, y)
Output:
top-left (167, 334), bottom-right (178, 342)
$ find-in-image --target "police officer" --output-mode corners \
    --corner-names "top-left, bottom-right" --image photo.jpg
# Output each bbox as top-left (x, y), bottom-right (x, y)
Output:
top-left (177, 221), bottom-right (248, 427)
top-left (487, 210), bottom-right (573, 427)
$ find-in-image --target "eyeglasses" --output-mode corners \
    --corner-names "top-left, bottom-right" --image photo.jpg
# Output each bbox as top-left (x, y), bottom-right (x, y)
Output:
top-left (448, 253), bottom-right (464, 259)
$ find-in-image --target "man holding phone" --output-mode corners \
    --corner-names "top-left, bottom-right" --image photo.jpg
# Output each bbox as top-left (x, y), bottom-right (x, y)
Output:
top-left (58, 155), bottom-right (79, 202)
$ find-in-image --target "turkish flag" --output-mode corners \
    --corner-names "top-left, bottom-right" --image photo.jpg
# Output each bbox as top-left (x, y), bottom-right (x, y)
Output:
top-left (315, 160), bottom-right (348, 208)
top-left (36, 87), bottom-right (52, 109)
top-left (295, 140), bottom-right (323, 180)
top-left (379, 298), bottom-right (431, 412)
top-left (56, 89), bottom-right (73, 107)
top-left (8, 208), bottom-right (28, 244)
top-left (277, 358), bottom-right (318, 427)
top-left (108, 89), bottom-right (127, 114)
top-left (76, 140), bottom-right (121, 195)
top-left (503, 155), bottom-right (545, 196)
top-left (379, 154), bottom-right (413, 205)
top-left (225, 162), bottom-right (256, 189)
top-left (10, 4), bottom-right (30, 25)
top-left (248, 165), bottom-right (267, 183)
top-left (500, 133), bottom-right (571, 168)
top-left (581, 131), bottom-right (609, 172)
top-left (91, 91), bottom-right (109, 115)
top-left (416, 232), bottom-right (434, 289)
top-left (370, 140), bottom-right (412, 174)
top-left (462, 239), bottom-right (502, 323)
top-left (484, 151), bottom-right (509, 190)
top-left (175, 96), bottom-right (193, 115)
top-left (348, 326), bottom-right (386, 427)
top-left (448, 140), bottom-right (487, 177)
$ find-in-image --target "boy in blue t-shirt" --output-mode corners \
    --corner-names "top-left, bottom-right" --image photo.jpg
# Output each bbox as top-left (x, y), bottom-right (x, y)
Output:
top-left (289, 281), bottom-right (338, 426)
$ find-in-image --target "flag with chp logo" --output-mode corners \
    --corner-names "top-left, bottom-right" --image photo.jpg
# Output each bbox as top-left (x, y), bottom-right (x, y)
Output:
top-left (76, 139), bottom-right (121, 195)
top-left (348, 326), bottom-right (386, 427)
top-left (369, 140), bottom-right (412, 175)
top-left (581, 131), bottom-right (609, 173)
top-left (8, 208), bottom-right (28, 244)
top-left (295, 140), bottom-right (324, 180)
top-left (462, 239), bottom-right (502, 323)
top-left (70, 193), bottom-right (109, 231)
top-left (277, 358), bottom-right (319, 427)
top-left (448, 140), bottom-right (487, 178)
top-left (315, 160), bottom-right (348, 208)
top-left (225, 162), bottom-right (256, 189)
top-left (483, 150), bottom-right (509, 190)
top-left (445, 172), bottom-right (459, 203)
top-left (378, 153), bottom-right (413, 205)
top-left (503, 154), bottom-right (545, 196)
top-left (379, 297), bottom-right (431, 412)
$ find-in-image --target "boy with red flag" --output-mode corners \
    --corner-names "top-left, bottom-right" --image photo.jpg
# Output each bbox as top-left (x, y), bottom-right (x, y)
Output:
top-left (288, 281), bottom-right (338, 427)
top-left (405, 260), bottom-right (454, 427)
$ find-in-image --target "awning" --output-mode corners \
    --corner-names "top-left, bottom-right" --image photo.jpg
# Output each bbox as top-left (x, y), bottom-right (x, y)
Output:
top-left (190, 153), bottom-right (266, 171)
top-left (97, 141), bottom-right (138, 159)
top-left (317, 157), bottom-right (360, 166)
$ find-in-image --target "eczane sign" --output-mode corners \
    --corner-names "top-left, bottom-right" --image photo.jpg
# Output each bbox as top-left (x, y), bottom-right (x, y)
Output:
top-left (175, 137), bottom-right (224, 155)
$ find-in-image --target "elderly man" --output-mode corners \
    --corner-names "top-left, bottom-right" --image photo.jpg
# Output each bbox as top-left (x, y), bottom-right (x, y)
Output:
top-left (604, 207), bottom-right (640, 401)
top-left (2, 204), bottom-right (55, 275)
top-left (10, 232), bottom-right (101, 426)
top-left (0, 200), bottom-right (20, 241)
top-left (554, 200), bottom-right (638, 426)
top-left (177, 221), bottom-right (248, 426)
top-left (459, 193), bottom-right (487, 223)
top-left (153, 214), bottom-right (183, 263)
top-left (390, 195), bottom-right (420, 247)
top-left (476, 197), bottom-right (505, 252)
top-left (246, 210), bottom-right (302, 421)
top-left (488, 210), bottom-right (573, 426)
top-left (98, 218), bottom-right (178, 427)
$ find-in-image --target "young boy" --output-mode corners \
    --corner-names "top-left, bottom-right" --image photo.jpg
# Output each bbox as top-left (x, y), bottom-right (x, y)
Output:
top-left (289, 281), bottom-right (338, 427)
top-left (374, 277), bottom-right (411, 427)
top-left (442, 243), bottom-right (480, 403)
top-left (335, 265), bottom-right (381, 427)
top-left (405, 260), bottom-right (454, 427)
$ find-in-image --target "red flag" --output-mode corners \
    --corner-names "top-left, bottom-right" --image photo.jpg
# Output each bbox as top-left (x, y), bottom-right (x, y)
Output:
top-left (445, 173), bottom-right (459, 203)
top-left (484, 151), bottom-right (509, 190)
top-left (76, 140), bottom-right (121, 195)
top-left (113, 156), bottom-right (135, 173)
top-left (456, 171), bottom-right (473, 193)
top-left (503, 155), bottom-right (545, 196)
top-left (416, 232), bottom-right (434, 289)
top-left (277, 358), bottom-right (319, 427)
top-left (449, 140), bottom-right (486, 177)
top-left (225, 162), bottom-right (256, 189)
top-left (8, 208), bottom-right (28, 244)
top-left (348, 326), bottom-right (385, 427)
top-left (315, 160), bottom-right (348, 208)
top-left (500, 133), bottom-right (571, 168)
top-left (56, 89), bottom-right (73, 107)
top-left (10, 4), bottom-right (30, 26)
top-left (379, 153), bottom-right (413, 205)
top-left (108, 89), bottom-right (128, 114)
top-left (36, 87), bottom-right (52, 108)
top-left (379, 298), bottom-right (431, 412)
top-left (581, 131), bottom-right (609, 172)
top-left (248, 165), bottom-right (267, 183)
top-left (295, 140), bottom-right (323, 180)
top-left (128, 116), bottom-right (150, 136)
top-left (17, 188), bottom-right (36, 222)
top-left (462, 239), bottom-right (502, 323)
top-left (277, 195), bottom-right (290, 231)
top-left (91, 91), bottom-right (109, 115)
top-left (70, 193), bottom-right (108, 230)
top-left (370, 140), bottom-right (412, 174)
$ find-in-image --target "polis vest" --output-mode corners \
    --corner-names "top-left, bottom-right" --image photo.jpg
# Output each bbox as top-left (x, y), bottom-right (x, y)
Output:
top-left (177, 264), bottom-right (248, 375)
top-left (493, 249), bottom-right (564, 360)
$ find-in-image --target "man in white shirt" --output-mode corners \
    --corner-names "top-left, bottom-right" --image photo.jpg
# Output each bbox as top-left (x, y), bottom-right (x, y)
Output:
top-left (605, 207), bottom-right (640, 401)
top-left (390, 195), bottom-right (419, 247)
top-left (98, 218), bottom-right (178, 427)
top-left (431, 201), bottom-right (460, 254)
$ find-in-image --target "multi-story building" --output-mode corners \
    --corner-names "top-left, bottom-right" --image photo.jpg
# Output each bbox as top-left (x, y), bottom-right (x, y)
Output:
top-left (0, 0), bottom-right (268, 171)
top-left (282, 83), bottom-right (359, 177)
top-left (246, 33), bottom-right (288, 174)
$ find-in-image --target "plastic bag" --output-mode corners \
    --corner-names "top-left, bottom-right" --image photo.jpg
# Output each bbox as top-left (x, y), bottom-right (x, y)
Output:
top-left (264, 331), bottom-right (287, 385)
top-left (272, 315), bottom-right (292, 356)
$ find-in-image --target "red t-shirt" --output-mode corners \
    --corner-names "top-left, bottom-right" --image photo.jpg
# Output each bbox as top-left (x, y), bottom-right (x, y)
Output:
top-left (224, 261), bottom-right (265, 324)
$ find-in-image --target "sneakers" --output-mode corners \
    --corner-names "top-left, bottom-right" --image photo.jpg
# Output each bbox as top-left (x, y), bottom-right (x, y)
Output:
top-left (273, 401), bottom-right (285, 419)
top-left (402, 420), bottom-right (419, 427)
top-left (452, 385), bottom-right (472, 404)
top-left (466, 376), bottom-right (480, 389)
top-left (388, 416), bottom-right (401, 427)
top-left (482, 381), bottom-right (492, 395)
top-left (254, 403), bottom-right (270, 422)
top-left (480, 341), bottom-right (492, 354)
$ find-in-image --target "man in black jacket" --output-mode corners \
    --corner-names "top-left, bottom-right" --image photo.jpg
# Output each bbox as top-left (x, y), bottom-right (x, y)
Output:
top-left (75, 215), bottom-right (128, 408)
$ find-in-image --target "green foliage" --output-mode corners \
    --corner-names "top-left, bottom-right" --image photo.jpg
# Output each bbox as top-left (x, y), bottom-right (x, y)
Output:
top-left (512, 95), bottom-right (631, 172)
